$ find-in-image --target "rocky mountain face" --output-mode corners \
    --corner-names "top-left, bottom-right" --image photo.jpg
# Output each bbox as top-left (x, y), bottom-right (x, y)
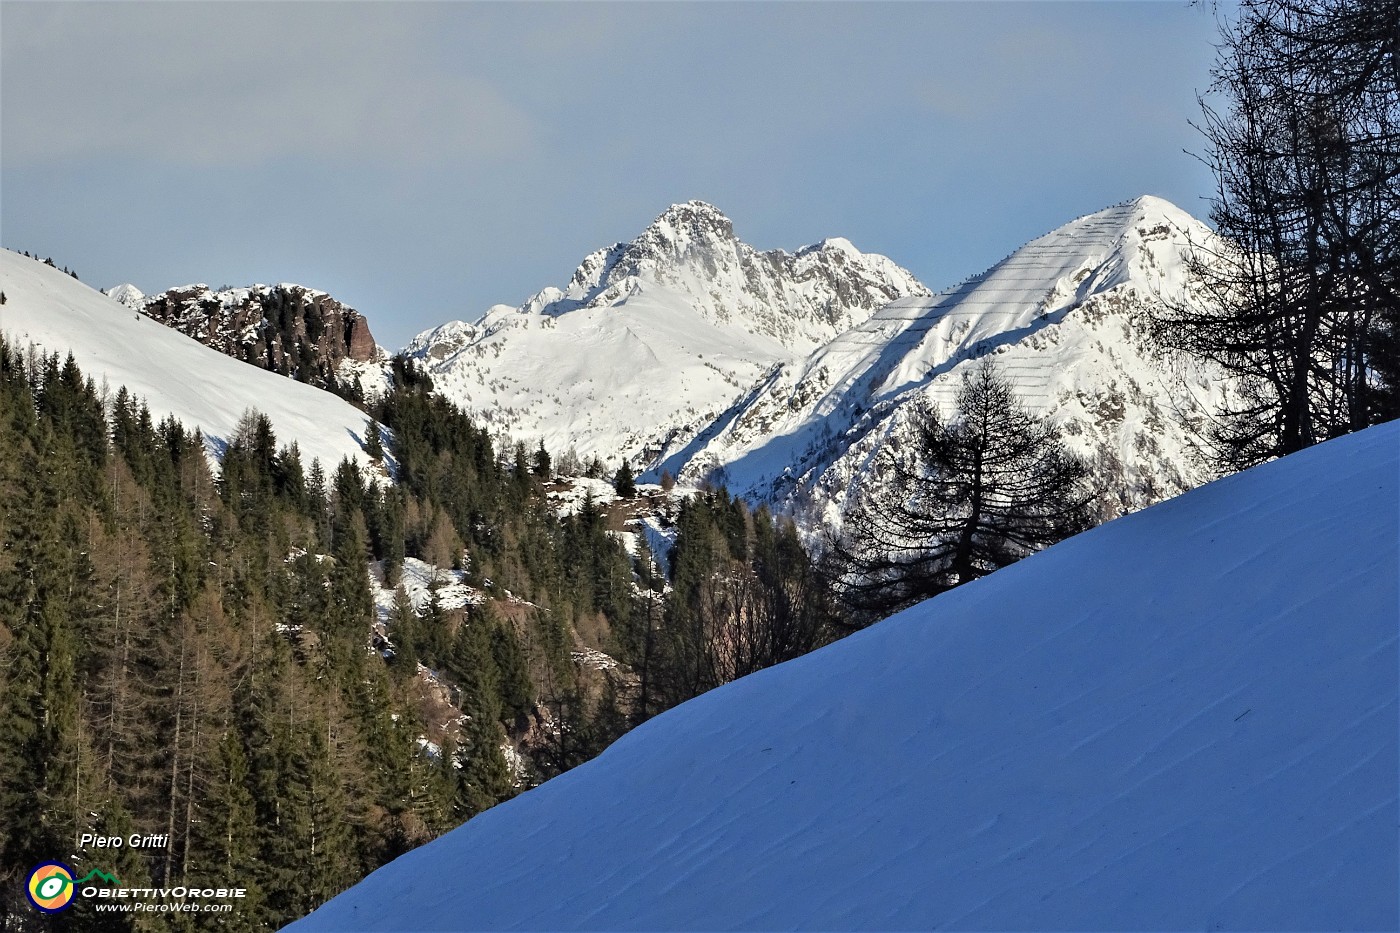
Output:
top-left (516, 200), bottom-right (931, 352)
top-left (406, 201), bottom-right (930, 464)
top-left (134, 282), bottom-right (381, 392)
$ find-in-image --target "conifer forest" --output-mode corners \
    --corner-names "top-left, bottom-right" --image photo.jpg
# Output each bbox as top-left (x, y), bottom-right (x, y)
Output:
top-left (0, 339), bottom-right (840, 930)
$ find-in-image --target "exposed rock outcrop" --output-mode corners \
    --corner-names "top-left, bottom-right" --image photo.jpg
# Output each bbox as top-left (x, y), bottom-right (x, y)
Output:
top-left (138, 282), bottom-right (382, 391)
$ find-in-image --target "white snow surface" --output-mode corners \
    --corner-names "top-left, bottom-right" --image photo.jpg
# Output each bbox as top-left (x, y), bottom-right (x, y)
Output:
top-left (1, 250), bottom-right (378, 472)
top-left (545, 476), bottom-right (623, 516)
top-left (287, 421), bottom-right (1398, 931)
top-left (371, 558), bottom-right (482, 626)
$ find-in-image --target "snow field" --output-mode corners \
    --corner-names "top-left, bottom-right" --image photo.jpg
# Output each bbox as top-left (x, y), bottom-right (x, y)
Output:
top-left (370, 558), bottom-right (482, 627)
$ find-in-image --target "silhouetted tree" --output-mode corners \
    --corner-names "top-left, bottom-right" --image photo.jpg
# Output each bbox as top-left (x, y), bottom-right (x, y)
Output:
top-left (831, 361), bottom-right (1098, 620)
top-left (1155, 0), bottom-right (1400, 469)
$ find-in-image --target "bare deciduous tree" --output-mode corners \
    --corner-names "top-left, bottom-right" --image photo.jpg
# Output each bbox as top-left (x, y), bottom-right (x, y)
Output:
top-left (1156, 0), bottom-right (1400, 469)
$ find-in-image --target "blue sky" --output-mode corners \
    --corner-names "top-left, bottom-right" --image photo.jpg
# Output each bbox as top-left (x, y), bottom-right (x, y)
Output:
top-left (2, 2), bottom-right (1221, 349)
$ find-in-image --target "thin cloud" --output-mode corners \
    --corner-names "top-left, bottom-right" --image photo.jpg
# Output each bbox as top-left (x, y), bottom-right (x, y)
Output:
top-left (2, 3), bottom-right (538, 167)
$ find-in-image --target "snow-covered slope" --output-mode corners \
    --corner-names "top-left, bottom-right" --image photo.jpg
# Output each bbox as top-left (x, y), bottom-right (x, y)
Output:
top-left (406, 201), bottom-right (929, 463)
top-left (1, 249), bottom-right (379, 471)
top-left (661, 196), bottom-right (1232, 523)
top-left (287, 421), bottom-right (1398, 932)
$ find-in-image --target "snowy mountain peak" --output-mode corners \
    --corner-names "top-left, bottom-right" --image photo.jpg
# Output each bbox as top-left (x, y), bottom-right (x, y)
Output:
top-left (508, 200), bottom-right (928, 328)
top-left (634, 199), bottom-right (738, 256)
top-left (1130, 192), bottom-right (1200, 221)
top-left (800, 236), bottom-right (859, 257)
top-left (407, 201), bottom-right (930, 463)
top-left (103, 282), bottom-right (146, 309)
top-left (659, 198), bottom-right (730, 220)
top-left (513, 201), bottom-right (742, 319)
top-left (407, 319), bottom-right (479, 360)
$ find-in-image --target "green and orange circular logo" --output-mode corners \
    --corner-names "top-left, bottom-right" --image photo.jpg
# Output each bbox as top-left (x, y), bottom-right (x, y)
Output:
top-left (26, 862), bottom-right (76, 913)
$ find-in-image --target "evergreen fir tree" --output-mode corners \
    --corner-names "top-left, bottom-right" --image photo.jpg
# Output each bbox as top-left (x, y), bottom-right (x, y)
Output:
top-left (192, 729), bottom-right (261, 890)
top-left (365, 419), bottom-right (384, 462)
top-left (532, 440), bottom-right (551, 479)
top-left (489, 617), bottom-right (533, 723)
top-left (328, 509), bottom-right (373, 640)
top-left (613, 459), bottom-right (637, 498)
top-left (287, 724), bottom-right (355, 910)
top-left (389, 589), bottom-right (418, 672)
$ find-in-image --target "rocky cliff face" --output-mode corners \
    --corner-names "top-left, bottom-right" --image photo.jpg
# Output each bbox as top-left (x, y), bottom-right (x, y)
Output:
top-left (138, 283), bottom-right (381, 391)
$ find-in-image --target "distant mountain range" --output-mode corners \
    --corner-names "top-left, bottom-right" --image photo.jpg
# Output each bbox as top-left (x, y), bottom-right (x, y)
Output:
top-left (16, 195), bottom-right (1233, 529)
top-left (405, 196), bottom-right (1230, 523)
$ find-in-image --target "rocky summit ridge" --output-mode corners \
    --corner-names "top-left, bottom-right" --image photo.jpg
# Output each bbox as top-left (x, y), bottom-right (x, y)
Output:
top-left (515, 200), bottom-right (929, 350)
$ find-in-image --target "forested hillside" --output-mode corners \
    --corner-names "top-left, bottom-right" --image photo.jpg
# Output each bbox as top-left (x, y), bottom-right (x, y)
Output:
top-left (0, 338), bottom-right (831, 930)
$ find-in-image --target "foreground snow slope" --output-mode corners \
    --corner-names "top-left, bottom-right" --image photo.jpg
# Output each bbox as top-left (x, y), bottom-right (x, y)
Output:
top-left (289, 422), bottom-right (1398, 931)
top-left (0, 250), bottom-right (377, 471)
